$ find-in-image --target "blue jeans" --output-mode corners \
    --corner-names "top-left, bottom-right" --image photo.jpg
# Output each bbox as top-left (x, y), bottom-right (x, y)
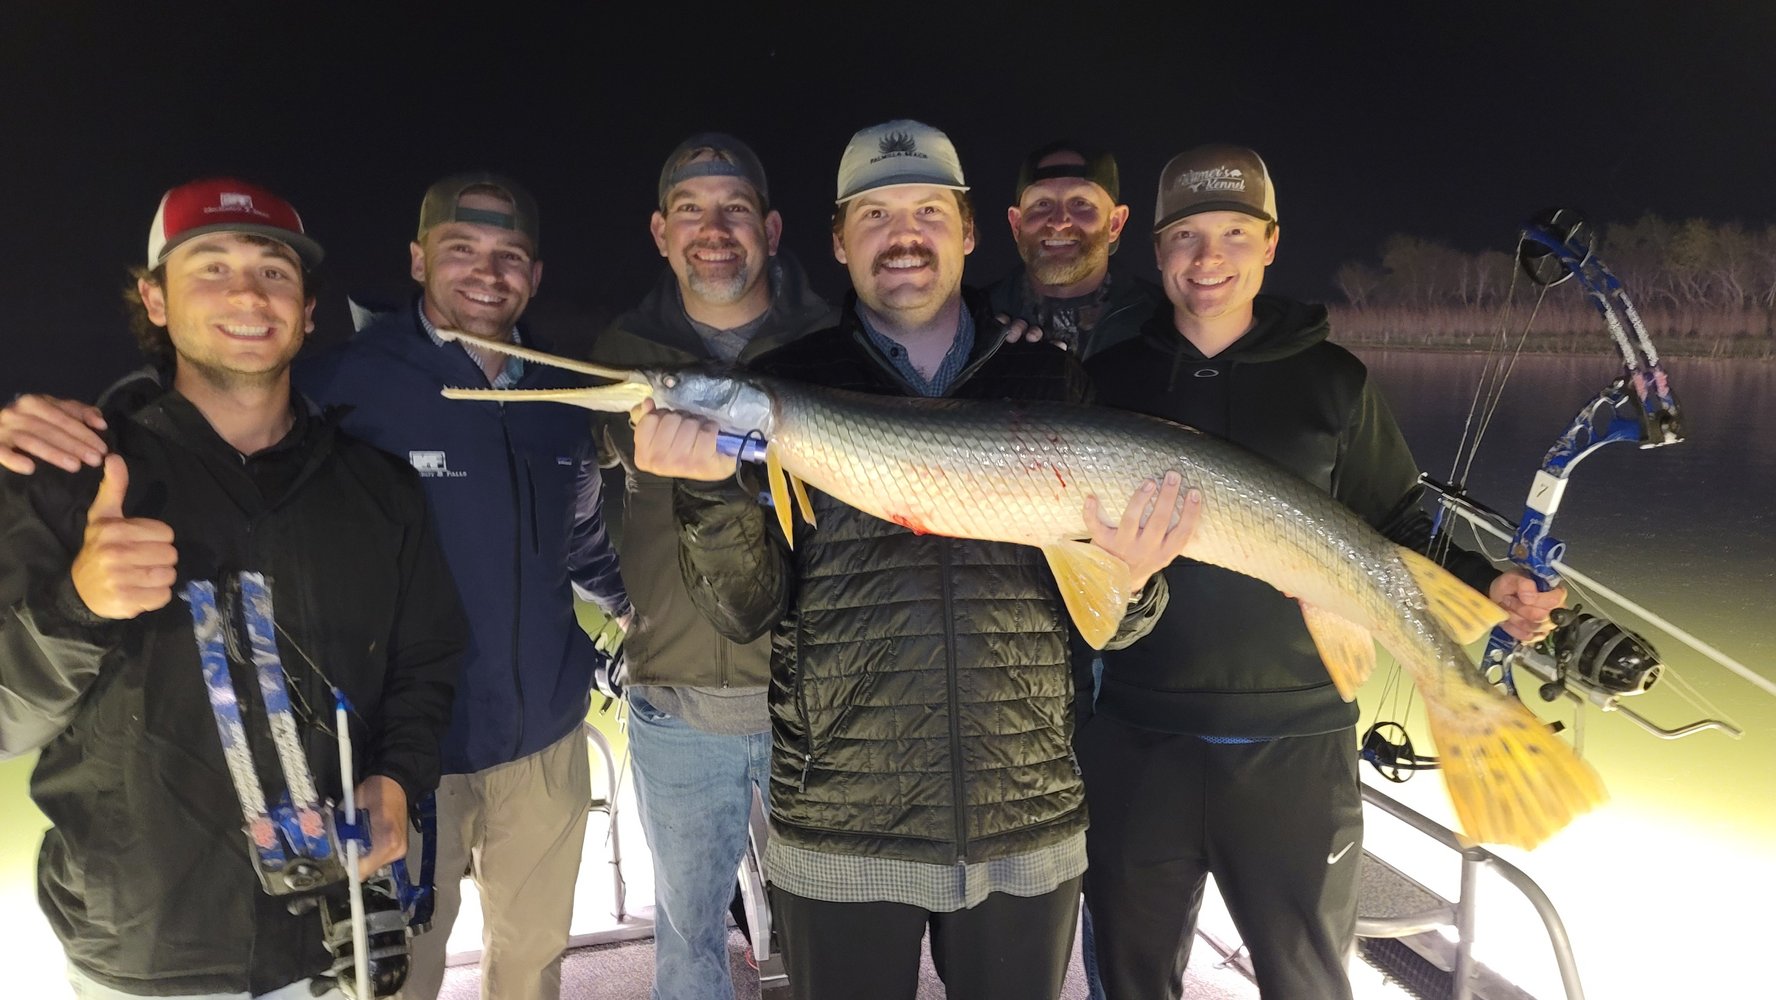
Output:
top-left (627, 691), bottom-right (771, 1000)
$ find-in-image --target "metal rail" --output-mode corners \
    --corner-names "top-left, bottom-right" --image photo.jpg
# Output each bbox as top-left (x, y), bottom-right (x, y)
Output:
top-left (1358, 785), bottom-right (1585, 1000)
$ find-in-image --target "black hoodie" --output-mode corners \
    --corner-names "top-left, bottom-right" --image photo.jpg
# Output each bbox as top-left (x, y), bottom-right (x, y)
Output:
top-left (1084, 294), bottom-right (1497, 738)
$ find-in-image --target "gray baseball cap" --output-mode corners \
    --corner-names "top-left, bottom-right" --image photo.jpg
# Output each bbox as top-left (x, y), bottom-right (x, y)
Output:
top-left (835, 119), bottom-right (969, 204)
top-left (1153, 144), bottom-right (1277, 234)
top-left (417, 172), bottom-right (540, 250)
top-left (658, 133), bottom-right (770, 211)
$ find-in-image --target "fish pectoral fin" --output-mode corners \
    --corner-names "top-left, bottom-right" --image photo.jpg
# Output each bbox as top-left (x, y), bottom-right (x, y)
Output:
top-left (790, 475), bottom-right (817, 528)
top-left (1042, 541), bottom-right (1130, 651)
top-left (765, 445), bottom-right (796, 548)
top-left (1298, 602), bottom-right (1375, 702)
top-left (1397, 546), bottom-right (1508, 643)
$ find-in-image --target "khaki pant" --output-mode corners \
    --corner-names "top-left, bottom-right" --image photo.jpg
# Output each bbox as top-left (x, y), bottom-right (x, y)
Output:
top-left (401, 726), bottom-right (592, 1000)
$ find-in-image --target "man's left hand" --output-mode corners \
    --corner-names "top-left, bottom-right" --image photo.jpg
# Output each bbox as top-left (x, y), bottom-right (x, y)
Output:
top-left (1489, 569), bottom-right (1566, 642)
top-left (354, 774), bottom-right (408, 878)
top-left (1084, 471), bottom-right (1202, 595)
top-left (997, 314), bottom-right (1050, 346)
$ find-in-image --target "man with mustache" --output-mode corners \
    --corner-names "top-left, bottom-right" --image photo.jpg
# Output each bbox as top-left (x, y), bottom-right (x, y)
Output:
top-left (990, 141), bottom-right (1162, 359)
top-left (630, 119), bottom-right (1199, 1000)
top-left (588, 133), bottom-right (833, 1000)
top-left (0, 175), bottom-right (630, 1000)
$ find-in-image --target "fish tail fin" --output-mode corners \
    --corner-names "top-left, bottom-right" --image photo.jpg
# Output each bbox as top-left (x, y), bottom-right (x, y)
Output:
top-left (1299, 602), bottom-right (1375, 702)
top-left (1423, 690), bottom-right (1608, 849)
top-left (1398, 546), bottom-right (1507, 642)
top-left (1041, 541), bottom-right (1131, 651)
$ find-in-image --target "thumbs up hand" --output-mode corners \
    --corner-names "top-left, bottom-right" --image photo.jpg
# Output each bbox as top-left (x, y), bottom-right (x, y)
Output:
top-left (70, 455), bottom-right (178, 619)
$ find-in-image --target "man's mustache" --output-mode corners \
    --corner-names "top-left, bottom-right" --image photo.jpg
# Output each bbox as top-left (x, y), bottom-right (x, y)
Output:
top-left (872, 243), bottom-right (937, 274)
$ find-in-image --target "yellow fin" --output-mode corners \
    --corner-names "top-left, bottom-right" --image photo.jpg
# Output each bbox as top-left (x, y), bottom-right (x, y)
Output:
top-left (1299, 601), bottom-right (1375, 702)
top-left (1423, 692), bottom-right (1607, 849)
top-left (1041, 541), bottom-right (1131, 651)
top-left (1398, 547), bottom-right (1508, 643)
top-left (790, 475), bottom-right (817, 528)
top-left (766, 444), bottom-right (795, 548)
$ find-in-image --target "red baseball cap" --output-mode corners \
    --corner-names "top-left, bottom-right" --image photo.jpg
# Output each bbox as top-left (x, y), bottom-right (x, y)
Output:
top-left (146, 178), bottom-right (325, 269)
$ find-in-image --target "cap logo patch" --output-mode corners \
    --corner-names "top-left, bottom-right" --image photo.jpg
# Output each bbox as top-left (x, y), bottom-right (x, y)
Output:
top-left (207, 192), bottom-right (272, 219)
top-left (1174, 167), bottom-right (1246, 194)
top-left (873, 131), bottom-right (926, 163)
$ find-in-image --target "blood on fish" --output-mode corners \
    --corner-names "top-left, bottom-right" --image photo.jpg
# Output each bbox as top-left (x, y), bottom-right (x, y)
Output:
top-left (889, 513), bottom-right (929, 535)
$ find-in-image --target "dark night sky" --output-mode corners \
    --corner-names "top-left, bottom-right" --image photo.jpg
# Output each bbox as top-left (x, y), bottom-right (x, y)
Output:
top-left (5, 1), bottom-right (1773, 401)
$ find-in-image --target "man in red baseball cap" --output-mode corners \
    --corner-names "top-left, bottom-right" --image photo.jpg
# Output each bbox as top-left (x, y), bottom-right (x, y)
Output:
top-left (0, 178), bottom-right (464, 999)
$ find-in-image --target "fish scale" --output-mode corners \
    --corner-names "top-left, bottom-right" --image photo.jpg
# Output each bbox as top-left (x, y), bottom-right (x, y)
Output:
top-left (777, 385), bottom-right (1397, 630)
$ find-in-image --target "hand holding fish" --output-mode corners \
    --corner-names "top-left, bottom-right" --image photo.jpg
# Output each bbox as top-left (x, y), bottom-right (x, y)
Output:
top-left (630, 399), bottom-right (732, 483)
top-left (1084, 472), bottom-right (1202, 595)
top-left (1489, 569), bottom-right (1567, 643)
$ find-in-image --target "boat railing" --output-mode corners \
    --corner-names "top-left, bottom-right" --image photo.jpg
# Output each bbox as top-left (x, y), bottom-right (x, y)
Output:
top-left (1357, 784), bottom-right (1585, 1000)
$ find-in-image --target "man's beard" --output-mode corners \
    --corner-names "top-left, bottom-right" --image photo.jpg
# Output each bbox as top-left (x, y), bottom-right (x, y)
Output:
top-left (1020, 225), bottom-right (1111, 289)
top-left (176, 350), bottom-right (293, 394)
top-left (684, 241), bottom-right (754, 305)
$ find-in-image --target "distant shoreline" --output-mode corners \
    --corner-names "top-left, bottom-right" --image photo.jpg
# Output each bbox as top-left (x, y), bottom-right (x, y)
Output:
top-left (1329, 337), bottom-right (1776, 362)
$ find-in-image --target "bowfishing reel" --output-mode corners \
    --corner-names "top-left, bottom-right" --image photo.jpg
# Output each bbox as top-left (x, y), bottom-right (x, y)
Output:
top-left (314, 868), bottom-right (413, 999)
top-left (1536, 606), bottom-right (1663, 699)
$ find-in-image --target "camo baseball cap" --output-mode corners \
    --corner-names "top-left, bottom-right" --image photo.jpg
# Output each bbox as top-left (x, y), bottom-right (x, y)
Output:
top-left (835, 119), bottom-right (969, 204)
top-left (417, 172), bottom-right (540, 251)
top-left (146, 178), bottom-right (324, 269)
top-left (1154, 144), bottom-right (1277, 234)
top-left (658, 133), bottom-right (770, 211)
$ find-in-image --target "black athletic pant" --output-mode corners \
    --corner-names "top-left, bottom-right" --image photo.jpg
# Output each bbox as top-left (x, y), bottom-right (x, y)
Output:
top-left (770, 877), bottom-right (1082, 1000)
top-left (1077, 717), bottom-right (1362, 1000)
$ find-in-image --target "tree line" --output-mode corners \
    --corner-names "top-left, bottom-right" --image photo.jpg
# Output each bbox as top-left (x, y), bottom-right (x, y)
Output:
top-left (1328, 215), bottom-right (1776, 358)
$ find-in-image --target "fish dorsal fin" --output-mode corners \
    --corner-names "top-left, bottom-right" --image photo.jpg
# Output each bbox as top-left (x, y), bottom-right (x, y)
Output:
top-left (1397, 546), bottom-right (1507, 643)
top-left (765, 444), bottom-right (796, 548)
top-left (1042, 541), bottom-right (1130, 651)
top-left (1299, 601), bottom-right (1375, 702)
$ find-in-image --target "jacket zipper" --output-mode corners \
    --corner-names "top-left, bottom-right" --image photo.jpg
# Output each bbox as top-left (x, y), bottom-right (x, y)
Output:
top-left (793, 625), bottom-right (815, 790)
top-left (523, 457), bottom-right (540, 555)
top-left (940, 539), bottom-right (968, 863)
top-left (498, 409), bottom-right (526, 758)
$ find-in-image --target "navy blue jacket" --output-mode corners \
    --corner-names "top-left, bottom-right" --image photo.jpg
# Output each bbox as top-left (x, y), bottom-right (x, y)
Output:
top-left (295, 302), bottom-right (624, 774)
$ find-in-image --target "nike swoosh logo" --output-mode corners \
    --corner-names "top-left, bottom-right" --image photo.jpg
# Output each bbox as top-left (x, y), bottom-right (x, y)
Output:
top-left (1327, 841), bottom-right (1356, 865)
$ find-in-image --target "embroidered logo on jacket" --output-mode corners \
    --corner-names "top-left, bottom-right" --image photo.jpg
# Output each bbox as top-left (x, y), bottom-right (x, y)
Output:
top-left (409, 451), bottom-right (467, 478)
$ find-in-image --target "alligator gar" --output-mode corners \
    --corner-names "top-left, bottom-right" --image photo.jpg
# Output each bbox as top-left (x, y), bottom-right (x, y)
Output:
top-left (437, 329), bottom-right (1605, 849)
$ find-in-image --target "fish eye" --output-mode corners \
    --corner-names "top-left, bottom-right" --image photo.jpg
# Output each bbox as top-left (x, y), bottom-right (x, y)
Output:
top-left (662, 374), bottom-right (679, 389)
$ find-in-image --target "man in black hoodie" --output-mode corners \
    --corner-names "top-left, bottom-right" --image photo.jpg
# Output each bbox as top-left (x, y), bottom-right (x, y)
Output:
top-left (0, 178), bottom-right (462, 999)
top-left (1078, 145), bottom-right (1566, 1000)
